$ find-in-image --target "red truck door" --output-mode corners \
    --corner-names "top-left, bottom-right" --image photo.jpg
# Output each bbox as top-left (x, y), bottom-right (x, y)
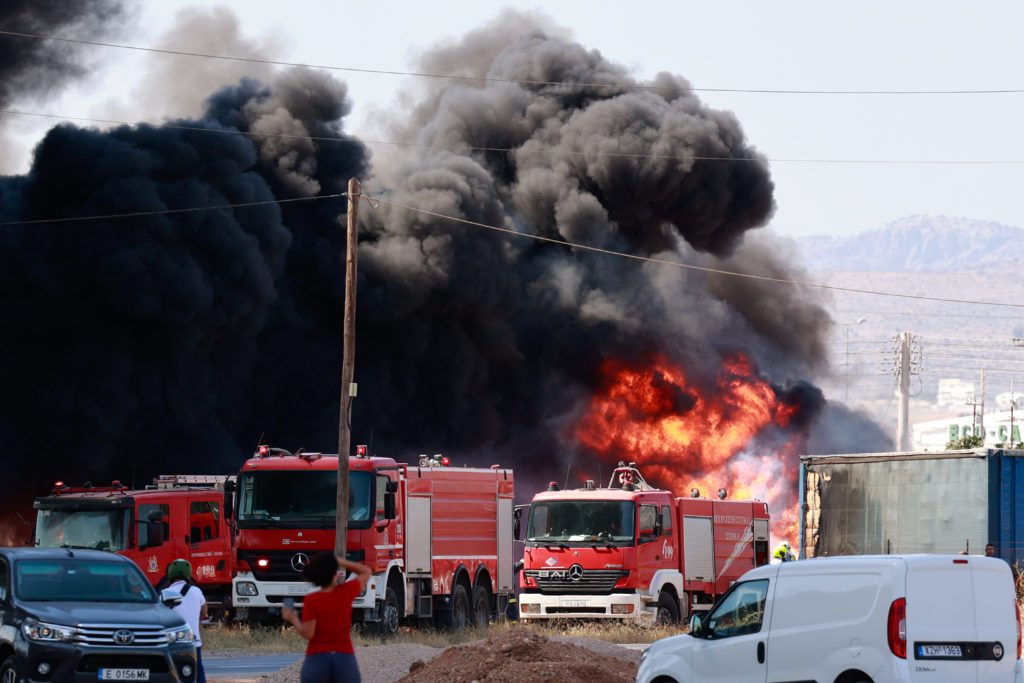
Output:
top-left (130, 500), bottom-right (173, 582)
top-left (636, 500), bottom-right (675, 587)
top-left (186, 496), bottom-right (231, 585)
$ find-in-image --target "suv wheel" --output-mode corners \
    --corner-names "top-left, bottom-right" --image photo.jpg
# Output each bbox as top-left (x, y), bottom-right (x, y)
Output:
top-left (1, 656), bottom-right (17, 683)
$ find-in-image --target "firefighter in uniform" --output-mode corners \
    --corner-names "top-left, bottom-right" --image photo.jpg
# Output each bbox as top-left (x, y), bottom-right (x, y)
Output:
top-left (772, 541), bottom-right (795, 563)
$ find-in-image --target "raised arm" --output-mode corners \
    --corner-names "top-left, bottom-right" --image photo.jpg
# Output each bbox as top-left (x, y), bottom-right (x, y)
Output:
top-left (336, 556), bottom-right (372, 590)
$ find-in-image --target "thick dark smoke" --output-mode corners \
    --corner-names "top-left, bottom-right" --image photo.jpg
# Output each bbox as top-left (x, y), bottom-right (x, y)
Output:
top-left (0, 11), bottom-right (888, 519)
top-left (0, 0), bottom-right (125, 109)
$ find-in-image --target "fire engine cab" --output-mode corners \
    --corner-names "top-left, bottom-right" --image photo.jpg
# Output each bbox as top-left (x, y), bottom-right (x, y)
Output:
top-left (33, 475), bottom-right (235, 616)
top-left (232, 446), bottom-right (515, 633)
top-left (517, 463), bottom-right (770, 623)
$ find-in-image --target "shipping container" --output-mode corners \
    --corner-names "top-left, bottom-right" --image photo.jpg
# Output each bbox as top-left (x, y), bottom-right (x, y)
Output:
top-left (799, 448), bottom-right (1024, 563)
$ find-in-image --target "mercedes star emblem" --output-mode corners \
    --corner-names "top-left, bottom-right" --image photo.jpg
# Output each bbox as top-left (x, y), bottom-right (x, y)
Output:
top-left (112, 629), bottom-right (135, 645)
top-left (568, 564), bottom-right (584, 581)
top-left (290, 552), bottom-right (310, 572)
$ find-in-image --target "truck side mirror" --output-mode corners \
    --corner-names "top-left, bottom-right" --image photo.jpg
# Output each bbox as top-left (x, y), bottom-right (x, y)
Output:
top-left (384, 492), bottom-right (397, 520)
top-left (513, 508), bottom-right (522, 540)
top-left (224, 479), bottom-right (236, 520)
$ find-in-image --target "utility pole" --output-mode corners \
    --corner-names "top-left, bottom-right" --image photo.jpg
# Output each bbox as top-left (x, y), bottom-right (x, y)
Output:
top-left (896, 332), bottom-right (912, 451)
top-left (978, 368), bottom-right (987, 441)
top-left (336, 178), bottom-right (360, 557)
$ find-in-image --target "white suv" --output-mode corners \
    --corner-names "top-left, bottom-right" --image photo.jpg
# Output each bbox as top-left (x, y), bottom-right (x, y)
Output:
top-left (637, 555), bottom-right (1023, 683)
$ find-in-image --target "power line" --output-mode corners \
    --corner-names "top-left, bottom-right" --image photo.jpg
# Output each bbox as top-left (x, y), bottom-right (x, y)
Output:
top-left (3, 29), bottom-right (1024, 97)
top-left (0, 193), bottom-right (346, 226)
top-left (366, 195), bottom-right (1024, 309)
top-left (6, 109), bottom-right (1024, 166)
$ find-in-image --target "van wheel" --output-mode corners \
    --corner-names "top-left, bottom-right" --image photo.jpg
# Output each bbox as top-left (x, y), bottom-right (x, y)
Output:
top-left (1, 656), bottom-right (16, 683)
top-left (472, 585), bottom-right (491, 628)
top-left (443, 584), bottom-right (471, 630)
top-left (376, 587), bottom-right (401, 636)
top-left (656, 591), bottom-right (681, 625)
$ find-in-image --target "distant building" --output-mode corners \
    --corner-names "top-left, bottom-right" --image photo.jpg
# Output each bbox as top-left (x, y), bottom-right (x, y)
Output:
top-left (913, 410), bottom-right (1023, 450)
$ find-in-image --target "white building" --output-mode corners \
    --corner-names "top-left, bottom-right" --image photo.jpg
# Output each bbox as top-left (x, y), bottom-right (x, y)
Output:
top-left (913, 410), bottom-right (1023, 450)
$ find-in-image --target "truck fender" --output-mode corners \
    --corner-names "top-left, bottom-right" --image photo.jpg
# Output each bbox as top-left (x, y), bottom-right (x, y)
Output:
top-left (647, 569), bottom-right (684, 603)
top-left (473, 564), bottom-right (493, 592)
top-left (368, 559), bottom-right (406, 606)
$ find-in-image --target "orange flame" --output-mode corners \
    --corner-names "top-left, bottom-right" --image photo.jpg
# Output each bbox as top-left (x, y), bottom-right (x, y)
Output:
top-left (575, 354), bottom-right (803, 543)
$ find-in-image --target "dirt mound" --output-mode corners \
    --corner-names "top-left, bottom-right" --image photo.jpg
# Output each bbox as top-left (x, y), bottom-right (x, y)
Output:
top-left (397, 629), bottom-right (637, 683)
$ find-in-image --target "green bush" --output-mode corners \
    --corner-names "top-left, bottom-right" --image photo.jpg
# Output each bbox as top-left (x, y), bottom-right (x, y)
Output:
top-left (946, 435), bottom-right (984, 450)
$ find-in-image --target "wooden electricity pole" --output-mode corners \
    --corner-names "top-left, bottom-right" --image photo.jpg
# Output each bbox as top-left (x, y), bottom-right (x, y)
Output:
top-left (336, 178), bottom-right (360, 556)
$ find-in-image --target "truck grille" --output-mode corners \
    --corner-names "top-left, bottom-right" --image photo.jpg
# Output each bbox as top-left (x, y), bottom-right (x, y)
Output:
top-left (239, 549), bottom-right (365, 582)
top-left (74, 625), bottom-right (168, 647)
top-left (524, 569), bottom-right (628, 594)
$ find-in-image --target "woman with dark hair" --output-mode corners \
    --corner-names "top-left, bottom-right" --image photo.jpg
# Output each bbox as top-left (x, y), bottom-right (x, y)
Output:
top-left (282, 553), bottom-right (371, 683)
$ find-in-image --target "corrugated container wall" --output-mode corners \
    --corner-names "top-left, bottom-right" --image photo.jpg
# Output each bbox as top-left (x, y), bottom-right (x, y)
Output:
top-left (799, 449), bottom-right (1024, 563)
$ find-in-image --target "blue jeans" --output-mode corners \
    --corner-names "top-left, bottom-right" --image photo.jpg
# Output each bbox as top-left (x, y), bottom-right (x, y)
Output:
top-left (196, 646), bottom-right (206, 683)
top-left (300, 652), bottom-right (361, 683)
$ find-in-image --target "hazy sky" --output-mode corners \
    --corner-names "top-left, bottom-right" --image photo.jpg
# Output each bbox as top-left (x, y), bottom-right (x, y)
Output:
top-left (5, 1), bottom-right (1024, 237)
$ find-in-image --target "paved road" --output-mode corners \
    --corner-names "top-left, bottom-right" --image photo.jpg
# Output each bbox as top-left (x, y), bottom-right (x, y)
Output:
top-left (205, 654), bottom-right (302, 679)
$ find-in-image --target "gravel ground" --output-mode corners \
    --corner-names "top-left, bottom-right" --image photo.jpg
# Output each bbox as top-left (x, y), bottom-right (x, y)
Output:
top-left (229, 631), bottom-right (642, 683)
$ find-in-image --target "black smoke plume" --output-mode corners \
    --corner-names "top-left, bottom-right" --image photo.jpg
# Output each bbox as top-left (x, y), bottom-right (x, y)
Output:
top-left (0, 0), bottom-right (125, 109)
top-left (0, 12), bottom-right (889, 520)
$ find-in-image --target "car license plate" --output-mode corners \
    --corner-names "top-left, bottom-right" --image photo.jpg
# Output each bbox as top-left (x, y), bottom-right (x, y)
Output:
top-left (918, 644), bottom-right (963, 658)
top-left (561, 600), bottom-right (588, 607)
top-left (98, 669), bottom-right (150, 680)
top-left (287, 584), bottom-right (311, 594)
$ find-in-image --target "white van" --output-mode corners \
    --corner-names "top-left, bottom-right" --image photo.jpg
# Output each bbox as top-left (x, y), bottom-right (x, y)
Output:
top-left (636, 555), bottom-right (1023, 683)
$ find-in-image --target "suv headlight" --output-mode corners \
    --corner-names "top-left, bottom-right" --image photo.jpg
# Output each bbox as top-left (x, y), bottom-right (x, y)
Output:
top-left (235, 581), bottom-right (258, 597)
top-left (21, 619), bottom-right (74, 642)
top-left (164, 625), bottom-right (194, 644)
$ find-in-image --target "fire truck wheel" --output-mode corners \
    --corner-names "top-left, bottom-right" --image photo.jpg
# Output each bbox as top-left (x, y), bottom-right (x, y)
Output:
top-left (0, 656), bottom-right (15, 683)
top-left (443, 584), bottom-right (471, 630)
top-left (656, 591), bottom-right (681, 625)
top-left (377, 587), bottom-right (401, 636)
top-left (471, 585), bottom-right (491, 628)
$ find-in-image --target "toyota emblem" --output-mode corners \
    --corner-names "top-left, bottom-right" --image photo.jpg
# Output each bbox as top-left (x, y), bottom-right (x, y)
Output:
top-left (290, 552), bottom-right (310, 572)
top-left (568, 564), bottom-right (584, 581)
top-left (112, 629), bottom-right (135, 645)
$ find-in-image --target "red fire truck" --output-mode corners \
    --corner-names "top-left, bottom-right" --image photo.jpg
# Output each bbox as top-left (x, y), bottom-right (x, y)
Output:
top-left (231, 446), bottom-right (515, 633)
top-left (33, 475), bottom-right (235, 616)
top-left (516, 462), bottom-right (770, 623)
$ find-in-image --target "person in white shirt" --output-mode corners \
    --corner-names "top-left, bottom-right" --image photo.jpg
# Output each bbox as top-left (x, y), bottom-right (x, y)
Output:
top-left (166, 559), bottom-right (207, 683)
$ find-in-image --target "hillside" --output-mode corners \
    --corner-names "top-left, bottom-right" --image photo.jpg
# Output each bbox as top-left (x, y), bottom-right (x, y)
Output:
top-left (796, 215), bottom-right (1024, 272)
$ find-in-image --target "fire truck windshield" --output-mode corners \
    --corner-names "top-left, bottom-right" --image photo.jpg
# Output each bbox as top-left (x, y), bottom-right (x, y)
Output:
top-left (34, 509), bottom-right (128, 551)
top-left (237, 470), bottom-right (373, 528)
top-left (526, 500), bottom-right (636, 546)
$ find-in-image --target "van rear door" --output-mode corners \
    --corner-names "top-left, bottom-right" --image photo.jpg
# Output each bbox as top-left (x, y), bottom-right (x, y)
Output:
top-left (971, 558), bottom-right (1017, 683)
top-left (905, 556), bottom-right (978, 682)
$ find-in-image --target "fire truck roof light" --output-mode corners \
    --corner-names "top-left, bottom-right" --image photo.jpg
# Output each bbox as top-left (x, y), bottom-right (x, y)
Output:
top-left (355, 444), bottom-right (368, 457)
top-left (718, 488), bottom-right (728, 500)
top-left (258, 445), bottom-right (269, 456)
top-left (548, 481), bottom-right (559, 491)
top-left (441, 457), bottom-right (450, 466)
top-left (690, 488), bottom-right (700, 498)
top-left (54, 481), bottom-right (64, 488)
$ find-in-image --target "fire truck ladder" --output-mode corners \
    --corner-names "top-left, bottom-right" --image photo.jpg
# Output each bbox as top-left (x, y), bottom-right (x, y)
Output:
top-left (150, 474), bottom-right (235, 490)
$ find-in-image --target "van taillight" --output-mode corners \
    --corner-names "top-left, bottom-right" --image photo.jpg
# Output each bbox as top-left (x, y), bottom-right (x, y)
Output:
top-left (888, 598), bottom-right (907, 659)
top-left (1015, 599), bottom-right (1021, 659)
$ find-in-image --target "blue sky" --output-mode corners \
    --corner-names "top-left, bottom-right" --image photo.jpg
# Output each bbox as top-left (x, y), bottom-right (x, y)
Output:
top-left (6, 1), bottom-right (1024, 237)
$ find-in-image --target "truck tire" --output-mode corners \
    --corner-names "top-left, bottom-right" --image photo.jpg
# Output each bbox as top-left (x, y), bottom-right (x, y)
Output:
top-left (442, 584), bottom-right (471, 630)
top-left (376, 587), bottom-right (401, 637)
top-left (656, 591), bottom-right (681, 625)
top-left (472, 584), bottom-right (491, 628)
top-left (1, 656), bottom-right (16, 683)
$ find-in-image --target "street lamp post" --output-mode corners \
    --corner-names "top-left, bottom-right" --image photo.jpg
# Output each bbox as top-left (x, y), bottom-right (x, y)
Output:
top-left (840, 318), bottom-right (867, 403)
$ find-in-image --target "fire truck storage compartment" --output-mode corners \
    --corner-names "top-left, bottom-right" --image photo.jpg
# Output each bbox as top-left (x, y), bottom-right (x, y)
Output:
top-left (683, 516), bottom-right (714, 581)
top-left (497, 497), bottom-right (513, 592)
top-left (406, 496), bottom-right (432, 575)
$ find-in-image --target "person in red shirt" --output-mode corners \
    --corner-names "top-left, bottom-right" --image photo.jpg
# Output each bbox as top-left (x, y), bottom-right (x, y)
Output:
top-left (282, 553), bottom-right (371, 683)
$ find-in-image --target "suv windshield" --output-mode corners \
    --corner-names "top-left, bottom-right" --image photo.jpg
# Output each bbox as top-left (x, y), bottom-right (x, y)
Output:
top-left (237, 470), bottom-right (372, 527)
top-left (15, 559), bottom-right (156, 603)
top-left (34, 509), bottom-right (128, 551)
top-left (527, 500), bottom-right (636, 545)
